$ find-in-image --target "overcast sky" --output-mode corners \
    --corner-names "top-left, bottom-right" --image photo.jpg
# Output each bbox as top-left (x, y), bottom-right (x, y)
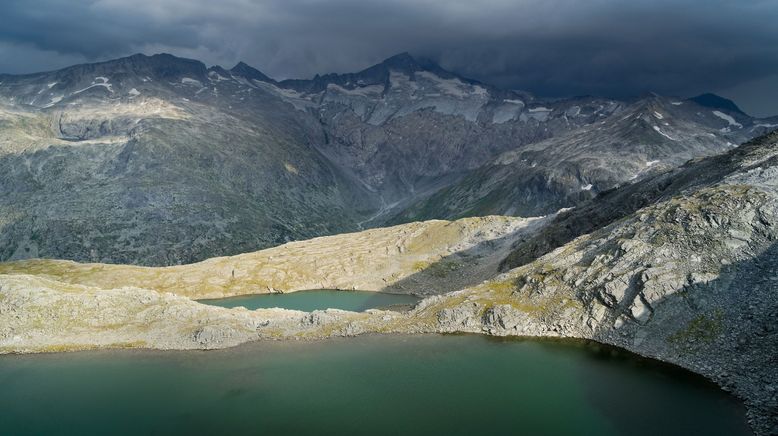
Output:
top-left (1, 0), bottom-right (777, 116)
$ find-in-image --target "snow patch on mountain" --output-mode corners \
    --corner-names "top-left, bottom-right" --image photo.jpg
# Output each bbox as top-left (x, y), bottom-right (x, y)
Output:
top-left (526, 106), bottom-right (552, 121)
top-left (415, 71), bottom-right (487, 98)
top-left (565, 106), bottom-right (581, 117)
top-left (208, 72), bottom-right (231, 82)
top-left (42, 95), bottom-right (63, 108)
top-left (388, 71), bottom-right (420, 94)
top-left (181, 78), bottom-right (203, 87)
top-left (327, 83), bottom-right (384, 97)
top-left (345, 71), bottom-right (491, 124)
top-left (653, 126), bottom-right (676, 141)
top-left (712, 110), bottom-right (742, 129)
top-left (493, 99), bottom-right (526, 124)
top-left (73, 77), bottom-right (114, 95)
top-left (254, 82), bottom-right (315, 112)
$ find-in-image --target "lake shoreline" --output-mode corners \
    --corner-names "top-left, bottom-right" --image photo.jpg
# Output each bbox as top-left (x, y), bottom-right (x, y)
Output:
top-left (0, 325), bottom-right (757, 434)
top-left (0, 333), bottom-right (753, 436)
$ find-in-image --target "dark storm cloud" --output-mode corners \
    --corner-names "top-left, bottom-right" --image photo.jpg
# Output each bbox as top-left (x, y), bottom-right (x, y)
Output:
top-left (1, 0), bottom-right (777, 116)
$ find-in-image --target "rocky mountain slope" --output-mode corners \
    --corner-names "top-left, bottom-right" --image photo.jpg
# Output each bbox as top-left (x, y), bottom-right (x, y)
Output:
top-left (0, 215), bottom-right (541, 299)
top-left (289, 53), bottom-right (623, 213)
top-left (412, 130), bottom-right (778, 435)
top-left (1, 131), bottom-right (776, 432)
top-left (0, 54), bottom-right (377, 265)
top-left (1, 53), bottom-right (776, 266)
top-left (391, 94), bottom-right (778, 221)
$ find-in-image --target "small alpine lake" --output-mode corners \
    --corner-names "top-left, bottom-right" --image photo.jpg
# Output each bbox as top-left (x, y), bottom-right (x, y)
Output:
top-left (0, 335), bottom-right (752, 436)
top-left (198, 289), bottom-right (421, 312)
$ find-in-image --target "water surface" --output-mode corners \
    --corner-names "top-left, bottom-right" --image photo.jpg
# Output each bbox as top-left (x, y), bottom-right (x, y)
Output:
top-left (0, 335), bottom-right (751, 436)
top-left (199, 289), bottom-right (420, 312)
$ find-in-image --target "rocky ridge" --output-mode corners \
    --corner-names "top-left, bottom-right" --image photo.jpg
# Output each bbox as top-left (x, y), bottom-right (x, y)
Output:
top-left (0, 215), bottom-right (538, 299)
top-left (2, 53), bottom-right (776, 265)
top-left (391, 94), bottom-right (776, 220)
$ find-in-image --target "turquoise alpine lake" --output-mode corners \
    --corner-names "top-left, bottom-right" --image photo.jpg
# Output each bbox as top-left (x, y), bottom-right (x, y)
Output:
top-left (0, 335), bottom-right (752, 436)
top-left (199, 289), bottom-right (420, 312)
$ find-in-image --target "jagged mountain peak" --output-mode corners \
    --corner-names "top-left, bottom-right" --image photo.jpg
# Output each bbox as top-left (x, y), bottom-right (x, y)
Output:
top-left (1, 52), bottom-right (207, 81)
top-left (80, 53), bottom-right (208, 78)
top-left (64, 53), bottom-right (210, 86)
top-left (371, 52), bottom-right (443, 75)
top-left (230, 61), bottom-right (274, 83)
top-left (373, 52), bottom-right (477, 83)
top-left (378, 52), bottom-right (417, 67)
top-left (630, 91), bottom-right (682, 107)
top-left (618, 93), bottom-right (756, 136)
top-left (278, 51), bottom-right (477, 94)
top-left (688, 93), bottom-right (746, 116)
top-left (0, 52), bottom-right (217, 108)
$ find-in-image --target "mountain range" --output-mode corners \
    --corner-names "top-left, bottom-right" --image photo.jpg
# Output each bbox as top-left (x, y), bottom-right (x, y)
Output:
top-left (1, 52), bottom-right (776, 265)
top-left (2, 51), bottom-right (778, 435)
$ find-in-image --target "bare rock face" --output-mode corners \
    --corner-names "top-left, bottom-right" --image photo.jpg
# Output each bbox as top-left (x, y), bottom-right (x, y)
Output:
top-left (192, 325), bottom-right (243, 348)
top-left (2, 53), bottom-right (775, 265)
top-left (390, 95), bottom-right (774, 222)
top-left (0, 54), bottom-right (378, 266)
top-left (436, 300), bottom-right (483, 331)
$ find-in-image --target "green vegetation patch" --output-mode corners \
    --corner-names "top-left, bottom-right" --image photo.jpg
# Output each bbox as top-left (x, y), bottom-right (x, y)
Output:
top-left (412, 261), bottom-right (432, 272)
top-left (414, 259), bottom-right (464, 278)
top-left (668, 310), bottom-right (724, 349)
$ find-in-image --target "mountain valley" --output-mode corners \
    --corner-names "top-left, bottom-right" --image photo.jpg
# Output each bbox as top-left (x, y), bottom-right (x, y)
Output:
top-left (1, 53), bottom-right (777, 435)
